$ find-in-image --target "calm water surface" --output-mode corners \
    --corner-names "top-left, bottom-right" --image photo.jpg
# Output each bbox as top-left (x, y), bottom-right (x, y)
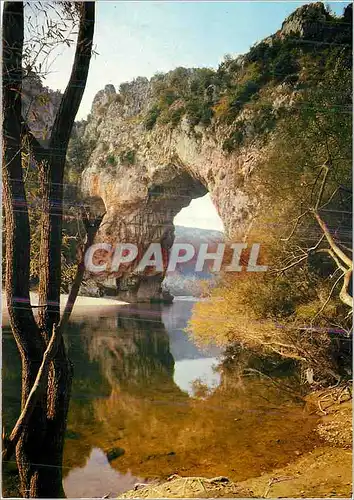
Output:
top-left (3, 297), bottom-right (320, 498)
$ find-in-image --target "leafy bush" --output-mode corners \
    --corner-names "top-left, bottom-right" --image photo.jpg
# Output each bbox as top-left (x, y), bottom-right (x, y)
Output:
top-left (195, 59), bottom-right (352, 384)
top-left (189, 68), bottom-right (215, 96)
top-left (170, 107), bottom-right (185, 126)
top-left (250, 106), bottom-right (276, 136)
top-left (186, 99), bottom-right (213, 127)
top-left (119, 81), bottom-right (130, 95)
top-left (212, 96), bottom-right (230, 118)
top-left (158, 88), bottom-right (178, 108)
top-left (144, 105), bottom-right (161, 130)
top-left (159, 106), bottom-right (186, 127)
top-left (143, 9), bottom-right (348, 134)
top-left (230, 80), bottom-right (260, 112)
top-left (222, 125), bottom-right (245, 153)
top-left (272, 53), bottom-right (300, 82)
top-left (147, 67), bottom-right (220, 129)
top-left (283, 73), bottom-right (299, 85)
top-left (246, 41), bottom-right (274, 64)
top-left (107, 154), bottom-right (116, 166)
top-left (119, 149), bottom-right (136, 165)
top-left (166, 67), bottom-right (191, 97)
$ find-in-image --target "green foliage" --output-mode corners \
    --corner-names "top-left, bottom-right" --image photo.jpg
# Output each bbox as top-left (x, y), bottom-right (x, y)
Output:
top-left (159, 106), bottom-right (186, 127)
top-left (119, 81), bottom-right (130, 95)
top-left (186, 98), bottom-right (213, 127)
top-left (222, 100), bottom-right (276, 153)
top-left (144, 67), bottom-right (220, 129)
top-left (251, 105), bottom-right (277, 136)
top-left (245, 38), bottom-right (301, 84)
top-left (222, 126), bottom-right (245, 153)
top-left (106, 154), bottom-right (116, 166)
top-left (61, 228), bottom-right (80, 293)
top-left (229, 81), bottom-right (260, 113)
top-left (144, 105), bottom-right (161, 130)
top-left (119, 149), bottom-right (136, 165)
top-left (283, 73), bottom-right (299, 85)
top-left (158, 88), bottom-right (178, 107)
top-left (272, 53), bottom-right (300, 82)
top-left (169, 107), bottom-right (186, 127)
top-left (65, 124), bottom-right (93, 188)
top-left (189, 68), bottom-right (216, 96)
top-left (7, 145), bottom-right (84, 293)
top-left (141, 36), bottom-right (302, 130)
top-left (247, 41), bottom-right (274, 65)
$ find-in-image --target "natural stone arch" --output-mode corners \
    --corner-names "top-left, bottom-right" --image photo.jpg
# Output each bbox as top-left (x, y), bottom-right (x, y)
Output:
top-left (82, 163), bottom-right (209, 301)
top-left (81, 83), bottom-right (257, 301)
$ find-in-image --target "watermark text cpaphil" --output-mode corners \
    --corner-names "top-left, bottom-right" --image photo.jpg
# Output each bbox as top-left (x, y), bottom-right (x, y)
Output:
top-left (84, 242), bottom-right (268, 274)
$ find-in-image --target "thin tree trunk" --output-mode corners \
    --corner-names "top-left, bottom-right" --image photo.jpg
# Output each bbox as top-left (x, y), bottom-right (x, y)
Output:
top-left (38, 1), bottom-right (95, 333)
top-left (34, 5), bottom-right (95, 496)
top-left (2, 3), bottom-right (49, 496)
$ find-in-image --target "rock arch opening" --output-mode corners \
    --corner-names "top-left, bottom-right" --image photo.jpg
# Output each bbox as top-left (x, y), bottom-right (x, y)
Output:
top-left (84, 165), bottom-right (225, 302)
top-left (174, 193), bottom-right (224, 232)
top-left (162, 194), bottom-right (225, 298)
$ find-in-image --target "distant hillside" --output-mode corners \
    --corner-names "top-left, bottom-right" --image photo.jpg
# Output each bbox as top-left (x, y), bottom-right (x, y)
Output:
top-left (163, 225), bottom-right (224, 296)
top-left (174, 225), bottom-right (224, 244)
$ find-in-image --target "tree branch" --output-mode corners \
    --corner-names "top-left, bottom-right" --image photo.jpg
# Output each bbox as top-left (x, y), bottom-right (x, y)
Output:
top-left (312, 272), bottom-right (345, 322)
top-left (59, 210), bottom-right (105, 329)
top-left (38, 2), bottom-right (95, 332)
top-left (49, 2), bottom-right (95, 151)
top-left (313, 210), bottom-right (352, 268)
top-left (277, 234), bottom-right (325, 274)
top-left (281, 210), bottom-right (309, 242)
top-left (21, 115), bottom-right (48, 159)
top-left (2, 324), bottom-right (60, 462)
top-left (339, 269), bottom-right (353, 308)
top-left (315, 163), bottom-right (330, 210)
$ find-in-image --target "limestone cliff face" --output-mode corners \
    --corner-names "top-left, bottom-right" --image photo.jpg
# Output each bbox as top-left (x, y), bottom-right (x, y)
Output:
top-left (81, 80), bottom-right (268, 300)
top-left (79, 3), bottom-right (351, 301)
top-left (22, 74), bottom-right (62, 145)
top-left (82, 80), bottom-right (260, 236)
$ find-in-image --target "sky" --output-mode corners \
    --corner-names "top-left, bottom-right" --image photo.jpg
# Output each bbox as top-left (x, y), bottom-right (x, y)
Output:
top-left (40, 1), bottom-right (348, 231)
top-left (174, 194), bottom-right (224, 231)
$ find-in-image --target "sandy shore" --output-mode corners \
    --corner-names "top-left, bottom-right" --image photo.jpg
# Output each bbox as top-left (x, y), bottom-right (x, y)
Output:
top-left (2, 292), bottom-right (128, 325)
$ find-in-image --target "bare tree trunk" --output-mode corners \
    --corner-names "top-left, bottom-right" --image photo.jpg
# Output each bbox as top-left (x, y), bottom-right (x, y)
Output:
top-left (3, 2), bottom-right (95, 497)
top-left (2, 3), bottom-right (48, 496)
top-left (35, 5), bottom-right (95, 496)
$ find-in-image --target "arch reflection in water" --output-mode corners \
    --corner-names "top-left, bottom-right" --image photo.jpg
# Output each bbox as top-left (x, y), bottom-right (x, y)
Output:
top-left (63, 299), bottom-right (219, 497)
top-left (63, 447), bottom-right (143, 498)
top-left (4, 299), bottom-right (319, 499)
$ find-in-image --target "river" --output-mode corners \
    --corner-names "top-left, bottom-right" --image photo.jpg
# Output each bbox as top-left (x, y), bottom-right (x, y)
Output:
top-left (3, 297), bottom-right (321, 498)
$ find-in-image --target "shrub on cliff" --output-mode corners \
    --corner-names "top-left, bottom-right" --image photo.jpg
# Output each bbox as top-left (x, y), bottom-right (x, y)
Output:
top-left (119, 149), bottom-right (136, 165)
top-left (186, 98), bottom-right (214, 126)
top-left (144, 104), bottom-right (161, 130)
top-left (272, 52), bottom-right (300, 82)
top-left (222, 126), bottom-right (245, 153)
top-left (107, 154), bottom-right (117, 166)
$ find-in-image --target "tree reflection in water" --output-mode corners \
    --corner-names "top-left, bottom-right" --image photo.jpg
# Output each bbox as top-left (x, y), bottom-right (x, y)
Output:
top-left (3, 301), bottom-right (321, 498)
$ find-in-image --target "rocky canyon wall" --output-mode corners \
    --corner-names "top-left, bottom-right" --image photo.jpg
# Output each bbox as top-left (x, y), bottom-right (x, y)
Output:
top-left (78, 2), bottom-right (351, 301)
